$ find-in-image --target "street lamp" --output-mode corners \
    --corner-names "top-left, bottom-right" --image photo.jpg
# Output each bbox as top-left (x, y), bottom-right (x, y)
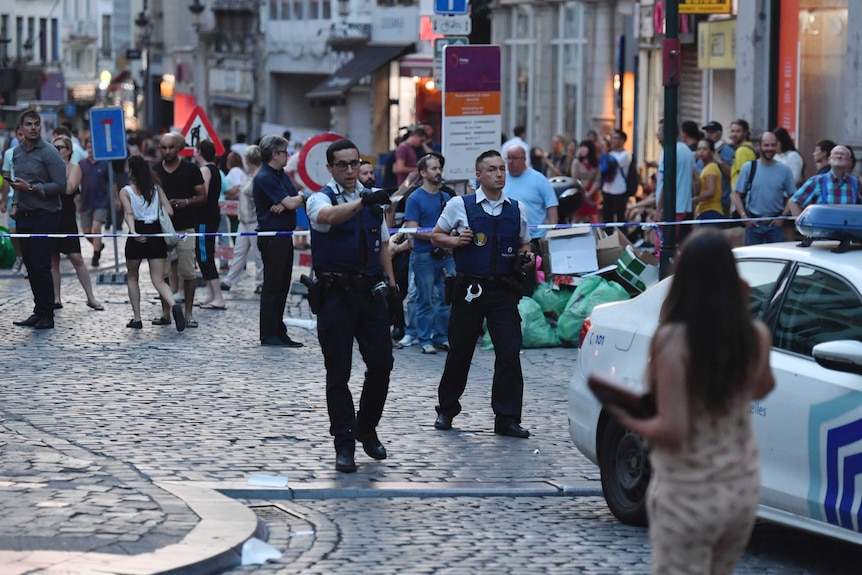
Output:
top-left (188, 0), bottom-right (209, 114)
top-left (189, 0), bottom-right (205, 34)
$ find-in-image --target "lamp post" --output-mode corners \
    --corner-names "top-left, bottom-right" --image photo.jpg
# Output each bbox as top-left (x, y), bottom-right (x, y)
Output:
top-left (188, 0), bottom-right (209, 114)
top-left (135, 6), bottom-right (153, 133)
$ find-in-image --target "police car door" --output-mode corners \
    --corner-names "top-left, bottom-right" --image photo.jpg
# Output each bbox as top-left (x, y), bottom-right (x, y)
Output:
top-left (755, 262), bottom-right (862, 536)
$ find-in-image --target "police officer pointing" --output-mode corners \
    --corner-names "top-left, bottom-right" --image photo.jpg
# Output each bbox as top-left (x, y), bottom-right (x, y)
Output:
top-left (306, 139), bottom-right (398, 473)
top-left (430, 150), bottom-right (534, 438)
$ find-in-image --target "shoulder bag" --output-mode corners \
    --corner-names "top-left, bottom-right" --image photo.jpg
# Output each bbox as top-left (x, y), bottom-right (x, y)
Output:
top-left (156, 186), bottom-right (179, 248)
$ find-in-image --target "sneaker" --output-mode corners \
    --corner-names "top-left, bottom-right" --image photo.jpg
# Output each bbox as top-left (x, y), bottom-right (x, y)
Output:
top-left (421, 344), bottom-right (437, 354)
top-left (11, 256), bottom-right (23, 274)
top-left (434, 341), bottom-right (450, 352)
top-left (398, 334), bottom-right (416, 347)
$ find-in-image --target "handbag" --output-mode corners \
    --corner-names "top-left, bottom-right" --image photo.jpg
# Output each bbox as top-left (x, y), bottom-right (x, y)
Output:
top-left (156, 187), bottom-right (179, 248)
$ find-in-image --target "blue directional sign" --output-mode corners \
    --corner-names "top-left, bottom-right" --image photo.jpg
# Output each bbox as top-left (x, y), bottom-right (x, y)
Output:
top-left (434, 0), bottom-right (469, 16)
top-left (88, 107), bottom-right (127, 161)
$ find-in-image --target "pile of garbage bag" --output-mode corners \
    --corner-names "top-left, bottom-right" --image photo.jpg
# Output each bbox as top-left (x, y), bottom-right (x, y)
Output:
top-left (482, 277), bottom-right (630, 350)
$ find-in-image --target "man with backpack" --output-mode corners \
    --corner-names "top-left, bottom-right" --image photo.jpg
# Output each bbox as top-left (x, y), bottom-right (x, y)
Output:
top-left (600, 129), bottom-right (632, 232)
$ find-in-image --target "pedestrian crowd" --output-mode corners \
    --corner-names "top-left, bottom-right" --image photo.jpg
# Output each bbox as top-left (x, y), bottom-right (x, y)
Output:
top-left (3, 108), bottom-right (858, 573)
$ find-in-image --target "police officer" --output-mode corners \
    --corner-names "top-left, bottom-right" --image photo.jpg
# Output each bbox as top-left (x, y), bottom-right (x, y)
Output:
top-left (306, 139), bottom-right (398, 473)
top-left (430, 150), bottom-right (534, 438)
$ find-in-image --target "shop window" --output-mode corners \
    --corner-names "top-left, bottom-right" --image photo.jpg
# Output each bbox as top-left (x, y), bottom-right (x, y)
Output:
top-left (796, 4), bottom-right (847, 179)
top-left (552, 2), bottom-right (586, 142)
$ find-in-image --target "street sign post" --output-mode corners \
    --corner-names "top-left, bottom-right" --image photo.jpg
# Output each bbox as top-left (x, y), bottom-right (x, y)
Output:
top-left (434, 0), bottom-right (469, 15)
top-left (88, 107), bottom-right (127, 161)
top-left (431, 15), bottom-right (472, 36)
top-left (88, 107), bottom-right (127, 283)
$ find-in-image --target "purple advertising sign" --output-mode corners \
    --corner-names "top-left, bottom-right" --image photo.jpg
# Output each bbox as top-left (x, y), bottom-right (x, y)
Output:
top-left (444, 45), bottom-right (501, 93)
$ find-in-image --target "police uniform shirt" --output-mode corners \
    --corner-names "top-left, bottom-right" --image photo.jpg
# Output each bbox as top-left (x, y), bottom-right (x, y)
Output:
top-left (306, 178), bottom-right (390, 243)
top-left (435, 187), bottom-right (531, 245)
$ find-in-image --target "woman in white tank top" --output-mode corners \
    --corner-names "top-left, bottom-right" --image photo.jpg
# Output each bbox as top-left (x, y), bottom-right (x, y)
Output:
top-left (118, 156), bottom-right (185, 332)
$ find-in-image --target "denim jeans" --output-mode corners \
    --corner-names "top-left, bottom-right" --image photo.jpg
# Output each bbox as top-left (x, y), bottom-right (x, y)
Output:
top-left (412, 251), bottom-right (455, 346)
top-left (404, 260), bottom-right (417, 339)
top-left (744, 222), bottom-right (784, 245)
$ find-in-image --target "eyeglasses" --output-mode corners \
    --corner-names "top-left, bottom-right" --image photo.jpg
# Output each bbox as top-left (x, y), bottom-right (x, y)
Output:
top-left (273, 149), bottom-right (288, 156)
top-left (54, 145), bottom-right (67, 152)
top-left (332, 160), bottom-right (360, 171)
top-left (831, 152), bottom-right (850, 158)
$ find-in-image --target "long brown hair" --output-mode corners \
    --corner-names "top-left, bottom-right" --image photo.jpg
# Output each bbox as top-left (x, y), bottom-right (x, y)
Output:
top-left (655, 228), bottom-right (756, 411)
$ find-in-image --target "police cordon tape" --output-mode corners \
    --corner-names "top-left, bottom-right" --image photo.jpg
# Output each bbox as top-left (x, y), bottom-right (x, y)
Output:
top-left (0, 216), bottom-right (797, 240)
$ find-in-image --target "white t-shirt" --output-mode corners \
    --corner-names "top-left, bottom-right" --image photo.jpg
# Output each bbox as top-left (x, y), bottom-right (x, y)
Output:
top-left (602, 149), bottom-right (631, 195)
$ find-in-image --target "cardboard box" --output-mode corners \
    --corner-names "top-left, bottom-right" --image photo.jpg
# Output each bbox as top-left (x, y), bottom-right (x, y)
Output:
top-left (546, 227), bottom-right (598, 275)
top-left (615, 244), bottom-right (660, 292)
top-left (595, 230), bottom-right (633, 269)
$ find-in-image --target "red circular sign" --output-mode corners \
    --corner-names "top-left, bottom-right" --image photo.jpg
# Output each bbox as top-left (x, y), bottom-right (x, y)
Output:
top-left (298, 132), bottom-right (344, 191)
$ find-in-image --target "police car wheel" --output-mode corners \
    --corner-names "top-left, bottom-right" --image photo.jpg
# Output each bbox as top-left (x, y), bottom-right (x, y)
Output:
top-left (598, 415), bottom-right (650, 527)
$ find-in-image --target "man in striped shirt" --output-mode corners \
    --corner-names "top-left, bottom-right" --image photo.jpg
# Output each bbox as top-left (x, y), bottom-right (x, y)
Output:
top-left (787, 145), bottom-right (861, 216)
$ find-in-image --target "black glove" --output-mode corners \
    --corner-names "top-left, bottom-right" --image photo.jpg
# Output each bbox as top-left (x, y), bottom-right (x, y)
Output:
top-left (361, 190), bottom-right (392, 207)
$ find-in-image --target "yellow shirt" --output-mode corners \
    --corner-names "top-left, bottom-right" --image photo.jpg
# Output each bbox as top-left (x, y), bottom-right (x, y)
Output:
top-left (697, 162), bottom-right (723, 217)
top-left (731, 143), bottom-right (757, 190)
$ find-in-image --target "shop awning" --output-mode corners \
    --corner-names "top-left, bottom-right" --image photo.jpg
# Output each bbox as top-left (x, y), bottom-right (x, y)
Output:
top-left (306, 43), bottom-right (414, 106)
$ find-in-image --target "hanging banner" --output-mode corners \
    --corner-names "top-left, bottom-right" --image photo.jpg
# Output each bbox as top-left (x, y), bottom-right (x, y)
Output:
top-left (776, 0), bottom-right (800, 138)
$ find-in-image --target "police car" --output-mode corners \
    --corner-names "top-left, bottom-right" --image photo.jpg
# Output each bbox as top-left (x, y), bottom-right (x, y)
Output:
top-left (569, 208), bottom-right (862, 545)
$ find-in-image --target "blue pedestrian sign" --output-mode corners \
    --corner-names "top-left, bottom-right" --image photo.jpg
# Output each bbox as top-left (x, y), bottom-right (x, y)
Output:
top-left (434, 0), bottom-right (469, 16)
top-left (88, 107), bottom-right (127, 161)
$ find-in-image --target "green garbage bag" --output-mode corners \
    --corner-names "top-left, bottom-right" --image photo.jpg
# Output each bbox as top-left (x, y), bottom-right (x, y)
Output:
top-left (519, 296), bottom-right (560, 348)
top-left (482, 298), bottom-right (561, 349)
top-left (531, 282), bottom-right (572, 319)
top-left (0, 227), bottom-right (15, 269)
top-left (557, 277), bottom-right (629, 346)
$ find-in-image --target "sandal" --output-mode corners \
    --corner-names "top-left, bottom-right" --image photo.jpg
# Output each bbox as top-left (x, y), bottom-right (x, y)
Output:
top-left (126, 319), bottom-right (143, 329)
top-left (152, 317), bottom-right (171, 326)
top-left (87, 301), bottom-right (105, 311)
top-left (185, 319), bottom-right (199, 328)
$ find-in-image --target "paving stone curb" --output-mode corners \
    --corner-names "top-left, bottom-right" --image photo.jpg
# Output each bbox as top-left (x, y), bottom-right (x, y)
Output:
top-left (0, 482), bottom-right (263, 575)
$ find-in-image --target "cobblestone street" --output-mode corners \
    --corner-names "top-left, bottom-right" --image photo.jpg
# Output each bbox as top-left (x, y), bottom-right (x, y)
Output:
top-left (1, 248), bottom-right (861, 573)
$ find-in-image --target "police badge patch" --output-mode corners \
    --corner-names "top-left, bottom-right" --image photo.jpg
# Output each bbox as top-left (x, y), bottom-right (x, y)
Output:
top-left (474, 232), bottom-right (488, 246)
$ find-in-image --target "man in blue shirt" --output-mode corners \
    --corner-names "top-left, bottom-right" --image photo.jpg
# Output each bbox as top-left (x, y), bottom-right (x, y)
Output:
top-left (404, 154), bottom-right (455, 355)
top-left (503, 145), bottom-right (557, 294)
top-left (254, 134), bottom-right (305, 347)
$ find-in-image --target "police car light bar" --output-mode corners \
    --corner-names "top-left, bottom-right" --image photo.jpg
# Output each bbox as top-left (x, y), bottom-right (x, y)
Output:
top-left (796, 204), bottom-right (862, 253)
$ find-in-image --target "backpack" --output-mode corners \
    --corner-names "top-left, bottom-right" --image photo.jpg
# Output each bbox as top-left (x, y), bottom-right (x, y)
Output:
top-left (599, 152), bottom-right (619, 183)
top-left (623, 155), bottom-right (641, 197)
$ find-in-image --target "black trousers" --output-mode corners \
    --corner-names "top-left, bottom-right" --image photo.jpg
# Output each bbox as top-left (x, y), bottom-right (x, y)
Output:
top-left (196, 220), bottom-right (220, 281)
top-left (17, 211), bottom-right (61, 320)
top-left (257, 235), bottom-right (294, 340)
top-left (602, 192), bottom-right (629, 232)
top-left (437, 279), bottom-right (524, 426)
top-left (317, 286), bottom-right (393, 450)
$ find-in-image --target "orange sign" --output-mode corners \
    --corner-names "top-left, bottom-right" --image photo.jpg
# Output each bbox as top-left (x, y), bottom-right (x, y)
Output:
top-left (776, 0), bottom-right (799, 137)
top-left (443, 92), bottom-right (501, 117)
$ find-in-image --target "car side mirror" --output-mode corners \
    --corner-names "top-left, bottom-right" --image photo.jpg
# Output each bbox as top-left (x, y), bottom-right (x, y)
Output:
top-left (812, 340), bottom-right (862, 376)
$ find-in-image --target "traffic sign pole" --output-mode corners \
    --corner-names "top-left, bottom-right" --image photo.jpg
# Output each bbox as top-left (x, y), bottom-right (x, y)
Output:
top-left (88, 107), bottom-right (128, 284)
